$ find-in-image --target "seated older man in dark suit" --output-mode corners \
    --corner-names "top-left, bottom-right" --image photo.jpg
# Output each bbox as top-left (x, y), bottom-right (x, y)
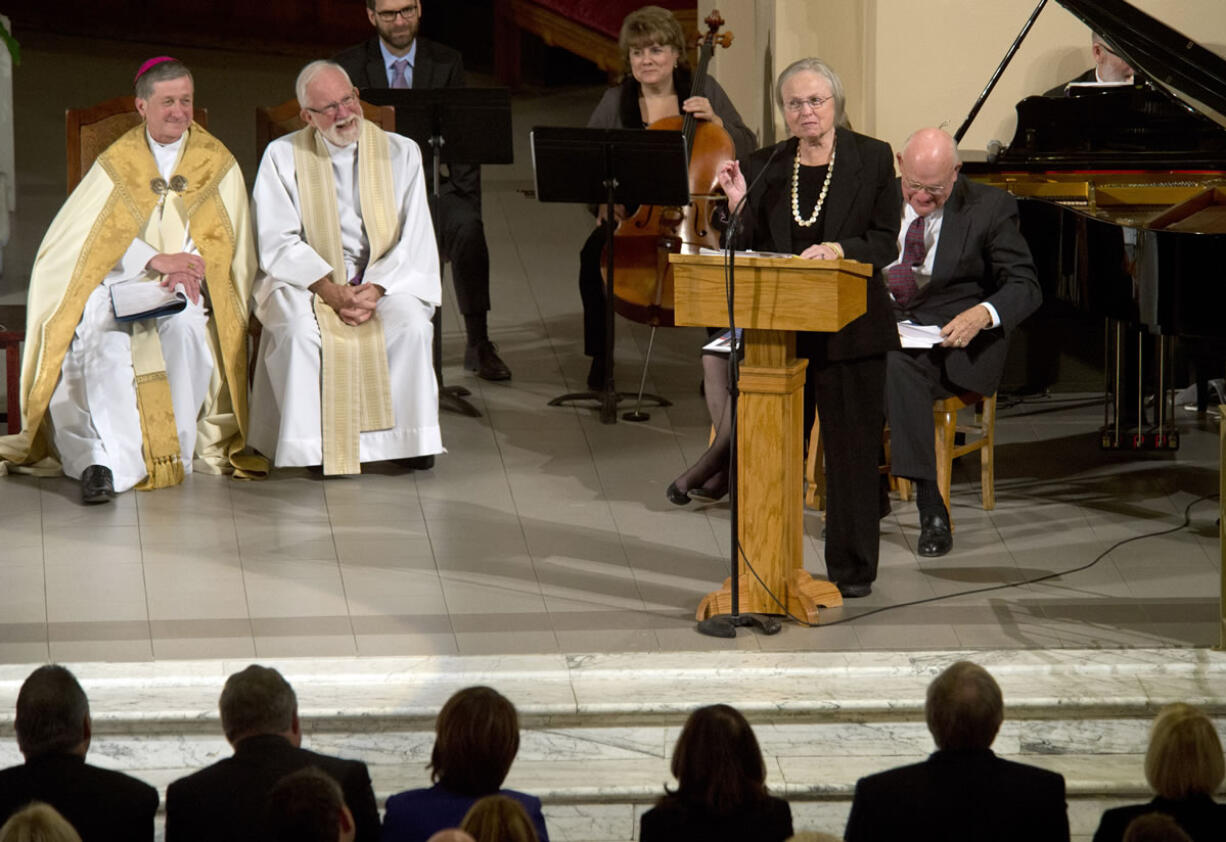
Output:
top-left (0, 665), bottom-right (158, 842)
top-left (164, 665), bottom-right (380, 842)
top-left (884, 128), bottom-right (1040, 558)
top-left (333, 0), bottom-right (511, 382)
top-left (844, 660), bottom-right (1069, 842)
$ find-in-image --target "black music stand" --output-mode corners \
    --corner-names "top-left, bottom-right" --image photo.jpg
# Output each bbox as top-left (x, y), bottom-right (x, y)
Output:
top-left (363, 87), bottom-right (514, 418)
top-left (530, 127), bottom-right (688, 424)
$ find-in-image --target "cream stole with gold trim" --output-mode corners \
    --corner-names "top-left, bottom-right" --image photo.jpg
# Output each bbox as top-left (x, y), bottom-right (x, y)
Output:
top-left (291, 121), bottom-right (399, 475)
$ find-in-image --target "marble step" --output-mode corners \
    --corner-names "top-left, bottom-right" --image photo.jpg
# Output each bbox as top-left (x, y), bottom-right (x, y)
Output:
top-left (0, 649), bottom-right (1221, 841)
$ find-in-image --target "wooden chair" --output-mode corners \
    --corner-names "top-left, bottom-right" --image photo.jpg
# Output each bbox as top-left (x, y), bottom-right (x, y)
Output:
top-left (66, 96), bottom-right (208, 194)
top-left (254, 98), bottom-right (395, 161)
top-left (804, 392), bottom-right (998, 530)
top-left (0, 305), bottom-right (23, 434)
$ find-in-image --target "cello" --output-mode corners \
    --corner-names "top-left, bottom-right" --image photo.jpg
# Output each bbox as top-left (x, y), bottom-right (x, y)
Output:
top-left (608, 10), bottom-right (736, 328)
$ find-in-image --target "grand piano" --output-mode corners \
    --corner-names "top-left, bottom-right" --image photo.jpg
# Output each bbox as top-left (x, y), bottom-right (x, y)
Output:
top-left (958, 0), bottom-right (1226, 449)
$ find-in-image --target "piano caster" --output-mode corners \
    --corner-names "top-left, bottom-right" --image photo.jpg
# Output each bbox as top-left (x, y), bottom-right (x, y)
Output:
top-left (1100, 429), bottom-right (1181, 451)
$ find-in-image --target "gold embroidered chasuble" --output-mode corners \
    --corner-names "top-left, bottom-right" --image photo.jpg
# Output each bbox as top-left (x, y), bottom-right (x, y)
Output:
top-left (0, 123), bottom-right (266, 485)
top-left (290, 120), bottom-right (401, 476)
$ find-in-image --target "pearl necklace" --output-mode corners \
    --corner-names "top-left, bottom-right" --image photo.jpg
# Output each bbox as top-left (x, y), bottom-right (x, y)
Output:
top-left (791, 142), bottom-right (836, 227)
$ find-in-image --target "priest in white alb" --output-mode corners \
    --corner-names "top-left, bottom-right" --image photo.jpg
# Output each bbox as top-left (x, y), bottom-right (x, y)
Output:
top-left (249, 60), bottom-right (442, 475)
top-left (0, 57), bottom-right (264, 503)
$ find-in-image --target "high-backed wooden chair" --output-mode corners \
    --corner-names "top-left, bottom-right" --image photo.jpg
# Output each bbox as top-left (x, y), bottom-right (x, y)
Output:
top-left (66, 96), bottom-right (208, 194)
top-left (805, 392), bottom-right (998, 530)
top-left (255, 98), bottom-right (395, 161)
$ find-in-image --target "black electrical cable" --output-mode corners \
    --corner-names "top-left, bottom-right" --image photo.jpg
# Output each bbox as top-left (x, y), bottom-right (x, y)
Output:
top-left (729, 493), bottom-right (1219, 628)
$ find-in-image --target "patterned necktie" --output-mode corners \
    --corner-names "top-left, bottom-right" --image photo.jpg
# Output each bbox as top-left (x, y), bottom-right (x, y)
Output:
top-left (390, 59), bottom-right (410, 89)
top-left (886, 215), bottom-right (927, 307)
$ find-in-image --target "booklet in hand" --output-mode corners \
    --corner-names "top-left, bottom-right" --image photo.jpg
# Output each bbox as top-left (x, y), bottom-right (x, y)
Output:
top-left (110, 279), bottom-right (188, 323)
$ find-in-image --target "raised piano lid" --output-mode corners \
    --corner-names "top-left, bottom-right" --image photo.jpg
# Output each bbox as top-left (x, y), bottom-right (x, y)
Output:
top-left (973, 0), bottom-right (1226, 170)
top-left (1058, 0), bottom-right (1226, 126)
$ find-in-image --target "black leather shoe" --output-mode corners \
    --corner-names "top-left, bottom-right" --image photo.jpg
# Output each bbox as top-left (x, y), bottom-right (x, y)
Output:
top-left (918, 510), bottom-right (953, 557)
top-left (403, 454), bottom-right (435, 471)
top-left (464, 340), bottom-right (511, 381)
top-left (665, 482), bottom-right (690, 506)
top-left (80, 464), bottom-right (115, 504)
top-left (838, 582), bottom-right (872, 598)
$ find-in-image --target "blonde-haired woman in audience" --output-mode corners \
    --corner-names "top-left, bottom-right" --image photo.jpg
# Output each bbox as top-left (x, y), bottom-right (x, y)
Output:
top-left (641, 704), bottom-right (792, 842)
top-left (460, 795), bottom-right (538, 842)
top-left (787, 833), bottom-right (844, 842)
top-left (0, 803), bottom-right (82, 842)
top-left (1093, 703), bottom-right (1226, 841)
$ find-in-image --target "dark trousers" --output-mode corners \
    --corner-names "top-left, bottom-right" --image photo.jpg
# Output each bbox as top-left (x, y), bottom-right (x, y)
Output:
top-left (885, 348), bottom-right (958, 482)
top-left (578, 225), bottom-right (606, 358)
top-left (806, 351), bottom-right (887, 587)
top-left (436, 192), bottom-right (490, 317)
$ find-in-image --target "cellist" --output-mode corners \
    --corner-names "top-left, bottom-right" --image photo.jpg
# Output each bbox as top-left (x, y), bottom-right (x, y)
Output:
top-left (577, 5), bottom-right (756, 390)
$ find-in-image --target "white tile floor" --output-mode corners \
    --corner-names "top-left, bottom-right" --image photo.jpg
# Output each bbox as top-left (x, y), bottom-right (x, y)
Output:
top-left (0, 34), bottom-right (1221, 663)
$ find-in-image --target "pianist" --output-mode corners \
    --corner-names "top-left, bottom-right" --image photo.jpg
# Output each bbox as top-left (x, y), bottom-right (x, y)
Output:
top-left (883, 129), bottom-right (1041, 558)
top-left (1044, 31), bottom-right (1134, 96)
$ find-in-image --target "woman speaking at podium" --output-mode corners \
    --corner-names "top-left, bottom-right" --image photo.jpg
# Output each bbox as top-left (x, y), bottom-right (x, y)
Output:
top-left (666, 57), bottom-right (900, 599)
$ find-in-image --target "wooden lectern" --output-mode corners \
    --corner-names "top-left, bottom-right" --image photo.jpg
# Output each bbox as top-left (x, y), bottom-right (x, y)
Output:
top-left (670, 253), bottom-right (872, 623)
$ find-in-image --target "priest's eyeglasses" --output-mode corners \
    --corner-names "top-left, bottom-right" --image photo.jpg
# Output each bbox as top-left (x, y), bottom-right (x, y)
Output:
top-left (784, 95), bottom-right (833, 113)
top-left (376, 3), bottom-right (418, 21)
top-left (305, 94), bottom-right (358, 118)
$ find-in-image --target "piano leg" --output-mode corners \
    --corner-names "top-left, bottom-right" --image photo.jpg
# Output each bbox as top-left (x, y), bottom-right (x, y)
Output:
top-left (1101, 320), bottom-right (1180, 451)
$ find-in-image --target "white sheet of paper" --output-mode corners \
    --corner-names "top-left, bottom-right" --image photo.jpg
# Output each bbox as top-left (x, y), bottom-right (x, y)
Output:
top-left (897, 321), bottom-right (945, 348)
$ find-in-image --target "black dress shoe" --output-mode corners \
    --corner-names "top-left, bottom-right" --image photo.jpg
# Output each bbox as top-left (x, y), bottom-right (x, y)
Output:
top-left (688, 475), bottom-right (728, 503)
top-left (665, 482), bottom-right (690, 506)
top-left (464, 340), bottom-right (511, 381)
top-left (918, 510), bottom-right (953, 557)
top-left (80, 464), bottom-right (115, 504)
top-left (837, 582), bottom-right (872, 598)
top-left (403, 454), bottom-right (435, 471)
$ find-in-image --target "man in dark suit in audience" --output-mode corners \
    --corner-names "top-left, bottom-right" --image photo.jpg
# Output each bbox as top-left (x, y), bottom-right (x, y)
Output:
top-left (164, 664), bottom-right (380, 842)
top-left (884, 128), bottom-right (1040, 558)
top-left (0, 665), bottom-right (158, 842)
top-left (844, 660), bottom-right (1069, 842)
top-left (334, 0), bottom-right (512, 382)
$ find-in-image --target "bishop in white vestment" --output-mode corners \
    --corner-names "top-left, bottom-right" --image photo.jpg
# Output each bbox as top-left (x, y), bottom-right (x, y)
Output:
top-left (0, 58), bottom-right (263, 503)
top-left (249, 60), bottom-right (442, 475)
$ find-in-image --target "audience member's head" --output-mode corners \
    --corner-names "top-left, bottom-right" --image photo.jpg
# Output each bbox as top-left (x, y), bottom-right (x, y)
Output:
top-left (1144, 703), bottom-right (1224, 800)
top-left (15, 665), bottom-right (91, 760)
top-left (265, 767), bottom-right (355, 842)
top-left (429, 686), bottom-right (520, 796)
top-left (425, 832), bottom-right (476, 842)
top-left (459, 795), bottom-right (538, 842)
top-left (1122, 812), bottom-right (1193, 842)
top-left (219, 665), bottom-right (300, 747)
top-left (668, 703), bottom-right (770, 814)
top-left (925, 660), bottom-right (1003, 751)
top-left (786, 834), bottom-right (844, 842)
top-left (0, 802), bottom-right (83, 842)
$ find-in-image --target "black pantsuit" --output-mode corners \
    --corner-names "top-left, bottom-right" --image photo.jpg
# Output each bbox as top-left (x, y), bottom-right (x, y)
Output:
top-left (733, 129), bottom-right (901, 587)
